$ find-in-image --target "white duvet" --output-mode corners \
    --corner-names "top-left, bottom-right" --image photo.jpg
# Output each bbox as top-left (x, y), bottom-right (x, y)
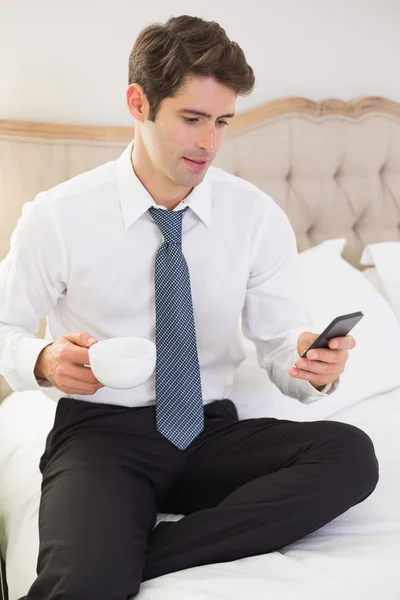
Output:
top-left (0, 386), bottom-right (400, 600)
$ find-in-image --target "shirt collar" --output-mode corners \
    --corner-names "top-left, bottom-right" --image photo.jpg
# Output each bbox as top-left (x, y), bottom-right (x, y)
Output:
top-left (115, 141), bottom-right (212, 229)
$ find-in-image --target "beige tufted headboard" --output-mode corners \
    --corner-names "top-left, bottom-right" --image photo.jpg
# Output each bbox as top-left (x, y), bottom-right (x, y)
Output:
top-left (1, 96), bottom-right (400, 401)
top-left (214, 96), bottom-right (400, 267)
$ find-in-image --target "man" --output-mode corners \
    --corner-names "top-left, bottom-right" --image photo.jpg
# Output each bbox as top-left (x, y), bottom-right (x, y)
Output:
top-left (0, 14), bottom-right (378, 600)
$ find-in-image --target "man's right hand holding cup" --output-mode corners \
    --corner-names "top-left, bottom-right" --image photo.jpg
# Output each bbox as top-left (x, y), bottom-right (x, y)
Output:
top-left (34, 331), bottom-right (105, 395)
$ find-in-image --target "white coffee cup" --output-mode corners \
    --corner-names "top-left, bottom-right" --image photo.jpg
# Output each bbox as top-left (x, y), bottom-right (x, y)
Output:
top-left (88, 337), bottom-right (156, 389)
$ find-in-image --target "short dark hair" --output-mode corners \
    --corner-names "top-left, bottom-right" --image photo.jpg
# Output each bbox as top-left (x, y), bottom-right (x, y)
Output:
top-left (128, 15), bottom-right (255, 121)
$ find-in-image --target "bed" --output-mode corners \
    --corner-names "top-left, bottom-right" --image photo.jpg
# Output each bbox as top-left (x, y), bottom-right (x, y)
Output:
top-left (1, 96), bottom-right (400, 599)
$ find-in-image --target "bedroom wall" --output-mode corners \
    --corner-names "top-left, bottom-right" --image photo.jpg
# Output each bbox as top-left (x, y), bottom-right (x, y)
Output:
top-left (1, 0), bottom-right (400, 126)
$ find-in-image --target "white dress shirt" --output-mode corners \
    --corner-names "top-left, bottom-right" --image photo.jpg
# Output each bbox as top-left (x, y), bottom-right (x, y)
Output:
top-left (0, 141), bottom-right (338, 407)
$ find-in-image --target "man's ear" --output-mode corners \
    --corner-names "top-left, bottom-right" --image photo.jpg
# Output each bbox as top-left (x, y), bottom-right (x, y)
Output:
top-left (126, 84), bottom-right (149, 123)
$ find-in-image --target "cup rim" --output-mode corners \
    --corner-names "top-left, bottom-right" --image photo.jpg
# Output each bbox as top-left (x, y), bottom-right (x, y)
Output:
top-left (89, 337), bottom-right (156, 363)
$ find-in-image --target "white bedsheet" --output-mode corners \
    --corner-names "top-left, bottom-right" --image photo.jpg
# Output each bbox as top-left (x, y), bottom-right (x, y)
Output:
top-left (0, 388), bottom-right (400, 600)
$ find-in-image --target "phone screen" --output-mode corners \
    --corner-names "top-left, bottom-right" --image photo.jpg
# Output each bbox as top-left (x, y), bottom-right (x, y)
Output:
top-left (301, 311), bottom-right (364, 358)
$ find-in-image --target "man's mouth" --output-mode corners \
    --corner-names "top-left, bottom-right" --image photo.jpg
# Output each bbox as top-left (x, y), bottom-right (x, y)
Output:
top-left (183, 157), bottom-right (208, 171)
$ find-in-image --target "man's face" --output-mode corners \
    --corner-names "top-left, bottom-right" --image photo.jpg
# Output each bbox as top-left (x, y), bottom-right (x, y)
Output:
top-left (141, 76), bottom-right (236, 189)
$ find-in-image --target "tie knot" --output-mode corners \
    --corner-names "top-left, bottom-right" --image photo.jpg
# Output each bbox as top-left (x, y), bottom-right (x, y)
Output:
top-left (149, 206), bottom-right (189, 245)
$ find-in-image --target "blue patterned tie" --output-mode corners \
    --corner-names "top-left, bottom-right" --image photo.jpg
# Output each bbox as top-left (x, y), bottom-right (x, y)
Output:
top-left (149, 206), bottom-right (204, 450)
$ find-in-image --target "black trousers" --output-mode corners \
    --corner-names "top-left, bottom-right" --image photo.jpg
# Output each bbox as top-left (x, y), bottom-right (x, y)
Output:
top-left (21, 397), bottom-right (379, 600)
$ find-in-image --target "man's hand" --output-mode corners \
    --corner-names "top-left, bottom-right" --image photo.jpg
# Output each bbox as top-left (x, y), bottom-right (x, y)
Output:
top-left (34, 331), bottom-right (105, 395)
top-left (288, 331), bottom-right (356, 391)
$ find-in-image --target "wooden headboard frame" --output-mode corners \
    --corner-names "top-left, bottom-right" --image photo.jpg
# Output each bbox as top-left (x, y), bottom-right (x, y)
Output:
top-left (1, 96), bottom-right (400, 142)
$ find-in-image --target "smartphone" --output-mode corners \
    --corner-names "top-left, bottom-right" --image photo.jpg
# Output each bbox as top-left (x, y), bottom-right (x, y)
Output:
top-left (301, 311), bottom-right (364, 358)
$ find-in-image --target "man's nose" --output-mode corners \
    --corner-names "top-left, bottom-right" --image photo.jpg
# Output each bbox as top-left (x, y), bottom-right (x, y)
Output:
top-left (196, 126), bottom-right (217, 153)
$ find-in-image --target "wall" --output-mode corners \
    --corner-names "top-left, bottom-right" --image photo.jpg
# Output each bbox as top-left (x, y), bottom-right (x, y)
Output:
top-left (1, 0), bottom-right (400, 126)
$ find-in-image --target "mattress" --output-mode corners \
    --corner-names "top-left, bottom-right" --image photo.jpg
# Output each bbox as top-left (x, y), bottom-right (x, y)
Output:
top-left (0, 387), bottom-right (400, 600)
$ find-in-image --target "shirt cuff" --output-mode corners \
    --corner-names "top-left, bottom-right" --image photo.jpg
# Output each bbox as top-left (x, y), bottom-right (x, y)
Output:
top-left (316, 382), bottom-right (332, 394)
top-left (14, 337), bottom-right (54, 392)
top-left (301, 376), bottom-right (340, 404)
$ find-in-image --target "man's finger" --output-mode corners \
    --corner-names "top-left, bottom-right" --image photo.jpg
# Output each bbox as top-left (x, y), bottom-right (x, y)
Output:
top-left (59, 375), bottom-right (104, 395)
top-left (298, 332), bottom-right (318, 354)
top-left (328, 335), bottom-right (356, 350)
top-left (295, 359), bottom-right (340, 376)
top-left (288, 368), bottom-right (329, 386)
top-left (64, 331), bottom-right (98, 347)
top-left (304, 348), bottom-right (349, 364)
top-left (67, 364), bottom-right (104, 385)
top-left (57, 343), bottom-right (91, 366)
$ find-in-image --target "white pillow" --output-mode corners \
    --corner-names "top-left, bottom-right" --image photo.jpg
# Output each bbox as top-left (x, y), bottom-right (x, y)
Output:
top-left (362, 266), bottom-right (391, 302)
top-left (360, 242), bottom-right (400, 323)
top-left (0, 392), bottom-right (55, 598)
top-left (232, 238), bottom-right (400, 421)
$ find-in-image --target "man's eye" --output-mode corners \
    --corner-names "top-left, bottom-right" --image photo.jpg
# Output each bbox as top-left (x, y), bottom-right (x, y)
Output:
top-left (183, 117), bottom-right (229, 126)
